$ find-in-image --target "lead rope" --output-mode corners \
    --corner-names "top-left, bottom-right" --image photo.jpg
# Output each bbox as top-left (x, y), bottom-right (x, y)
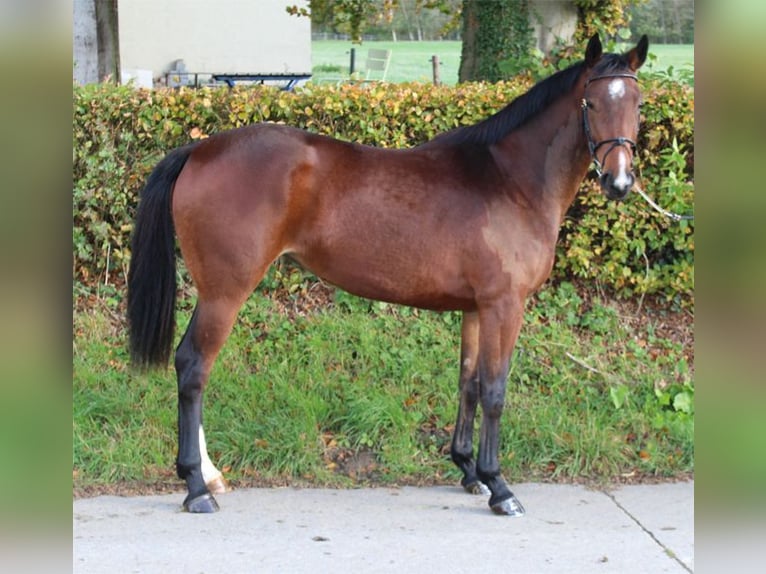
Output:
top-left (633, 182), bottom-right (694, 222)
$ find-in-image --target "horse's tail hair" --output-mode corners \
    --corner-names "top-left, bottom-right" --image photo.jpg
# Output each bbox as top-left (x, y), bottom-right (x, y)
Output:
top-left (127, 144), bottom-right (196, 370)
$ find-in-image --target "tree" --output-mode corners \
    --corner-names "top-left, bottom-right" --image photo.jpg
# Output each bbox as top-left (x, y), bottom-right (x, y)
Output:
top-left (74, 0), bottom-right (120, 83)
top-left (458, 0), bottom-right (535, 82)
top-left (288, 0), bottom-right (382, 42)
top-left (289, 0), bottom-right (459, 42)
top-left (95, 0), bottom-right (121, 82)
top-left (628, 0), bottom-right (694, 44)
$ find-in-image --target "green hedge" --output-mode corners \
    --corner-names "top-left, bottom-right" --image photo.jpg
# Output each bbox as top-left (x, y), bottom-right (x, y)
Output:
top-left (73, 77), bottom-right (693, 304)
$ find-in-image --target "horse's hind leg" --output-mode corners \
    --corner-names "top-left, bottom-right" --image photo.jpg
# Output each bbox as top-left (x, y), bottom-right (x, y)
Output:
top-left (450, 312), bottom-right (489, 495)
top-left (199, 424), bottom-right (226, 495)
top-left (175, 297), bottom-right (242, 512)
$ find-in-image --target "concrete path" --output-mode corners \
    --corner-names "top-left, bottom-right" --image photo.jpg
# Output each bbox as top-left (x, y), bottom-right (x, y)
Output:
top-left (73, 481), bottom-right (693, 573)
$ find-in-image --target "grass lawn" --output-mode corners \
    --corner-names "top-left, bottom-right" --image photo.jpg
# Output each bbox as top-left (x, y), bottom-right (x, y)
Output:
top-left (311, 40), bottom-right (694, 85)
top-left (312, 40), bottom-right (463, 84)
top-left (642, 43), bottom-right (694, 72)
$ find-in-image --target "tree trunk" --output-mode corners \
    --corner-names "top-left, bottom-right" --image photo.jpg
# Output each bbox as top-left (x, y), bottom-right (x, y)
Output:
top-left (458, 0), bottom-right (479, 82)
top-left (96, 0), bottom-right (120, 82)
top-left (458, 0), bottom-right (522, 83)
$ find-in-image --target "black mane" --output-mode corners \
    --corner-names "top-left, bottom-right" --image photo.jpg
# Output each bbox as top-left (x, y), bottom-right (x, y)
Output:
top-left (423, 53), bottom-right (632, 148)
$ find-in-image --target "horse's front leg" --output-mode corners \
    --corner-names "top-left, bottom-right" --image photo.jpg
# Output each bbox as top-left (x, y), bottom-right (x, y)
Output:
top-left (475, 301), bottom-right (525, 516)
top-left (450, 311), bottom-right (489, 495)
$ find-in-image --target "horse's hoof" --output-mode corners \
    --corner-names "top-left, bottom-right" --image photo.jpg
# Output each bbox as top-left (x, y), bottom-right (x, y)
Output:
top-left (463, 480), bottom-right (491, 496)
top-left (490, 494), bottom-right (525, 517)
top-left (183, 492), bottom-right (220, 513)
top-left (206, 475), bottom-right (228, 495)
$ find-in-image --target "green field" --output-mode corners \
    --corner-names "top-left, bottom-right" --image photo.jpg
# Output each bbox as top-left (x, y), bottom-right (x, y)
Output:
top-left (640, 43), bottom-right (694, 71)
top-left (312, 40), bottom-right (463, 84)
top-left (311, 40), bottom-right (694, 85)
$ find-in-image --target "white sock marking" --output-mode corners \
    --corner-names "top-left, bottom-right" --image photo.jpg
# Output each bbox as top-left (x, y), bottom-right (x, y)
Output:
top-left (199, 426), bottom-right (222, 484)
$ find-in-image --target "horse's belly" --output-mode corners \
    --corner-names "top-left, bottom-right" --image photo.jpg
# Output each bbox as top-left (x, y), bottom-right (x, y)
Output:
top-left (290, 250), bottom-right (476, 312)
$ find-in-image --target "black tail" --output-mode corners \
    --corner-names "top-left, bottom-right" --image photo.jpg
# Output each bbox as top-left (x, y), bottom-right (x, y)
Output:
top-left (127, 144), bottom-right (196, 370)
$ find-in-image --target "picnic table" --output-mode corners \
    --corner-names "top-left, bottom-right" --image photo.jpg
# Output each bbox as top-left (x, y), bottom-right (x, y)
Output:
top-left (212, 73), bottom-right (312, 91)
top-left (164, 72), bottom-right (311, 91)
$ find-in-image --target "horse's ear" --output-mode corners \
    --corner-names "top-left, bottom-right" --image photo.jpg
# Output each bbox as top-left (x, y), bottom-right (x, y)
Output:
top-left (627, 34), bottom-right (649, 71)
top-left (585, 34), bottom-right (602, 67)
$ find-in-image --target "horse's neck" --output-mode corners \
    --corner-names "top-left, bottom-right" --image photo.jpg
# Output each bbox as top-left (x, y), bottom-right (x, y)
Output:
top-left (543, 106), bottom-right (592, 219)
top-left (497, 99), bottom-right (591, 223)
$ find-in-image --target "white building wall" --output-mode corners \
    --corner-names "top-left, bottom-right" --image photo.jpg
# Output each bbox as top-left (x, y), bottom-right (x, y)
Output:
top-left (119, 0), bottom-right (311, 81)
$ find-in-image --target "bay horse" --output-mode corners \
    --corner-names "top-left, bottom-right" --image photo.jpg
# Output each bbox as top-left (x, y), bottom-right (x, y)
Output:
top-left (128, 34), bottom-right (648, 515)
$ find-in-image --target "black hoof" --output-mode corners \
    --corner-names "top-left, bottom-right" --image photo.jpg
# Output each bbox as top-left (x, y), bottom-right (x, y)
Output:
top-left (490, 494), bottom-right (525, 516)
top-left (183, 492), bottom-right (219, 513)
top-left (462, 480), bottom-right (490, 496)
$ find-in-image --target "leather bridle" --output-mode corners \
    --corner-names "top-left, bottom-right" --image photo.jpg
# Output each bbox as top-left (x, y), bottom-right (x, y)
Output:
top-left (581, 73), bottom-right (639, 177)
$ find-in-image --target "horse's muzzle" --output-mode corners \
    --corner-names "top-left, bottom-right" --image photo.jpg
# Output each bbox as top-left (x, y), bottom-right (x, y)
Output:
top-left (600, 170), bottom-right (635, 201)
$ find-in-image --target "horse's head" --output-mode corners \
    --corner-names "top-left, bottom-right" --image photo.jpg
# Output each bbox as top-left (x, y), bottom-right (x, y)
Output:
top-left (581, 34), bottom-right (649, 200)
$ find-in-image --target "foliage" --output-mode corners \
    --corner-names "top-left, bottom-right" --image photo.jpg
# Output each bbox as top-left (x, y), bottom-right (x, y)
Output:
top-left (289, 0), bottom-right (461, 42)
top-left (460, 0), bottom-right (536, 82)
top-left (573, 0), bottom-right (643, 44)
top-left (365, 0), bottom-right (463, 41)
top-left (73, 76), bottom-right (693, 304)
top-left (491, 0), bottom-right (538, 81)
top-left (288, 0), bottom-right (379, 43)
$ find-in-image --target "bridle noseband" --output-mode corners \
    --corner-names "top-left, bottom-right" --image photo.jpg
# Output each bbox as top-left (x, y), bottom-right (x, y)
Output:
top-left (581, 73), bottom-right (639, 177)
